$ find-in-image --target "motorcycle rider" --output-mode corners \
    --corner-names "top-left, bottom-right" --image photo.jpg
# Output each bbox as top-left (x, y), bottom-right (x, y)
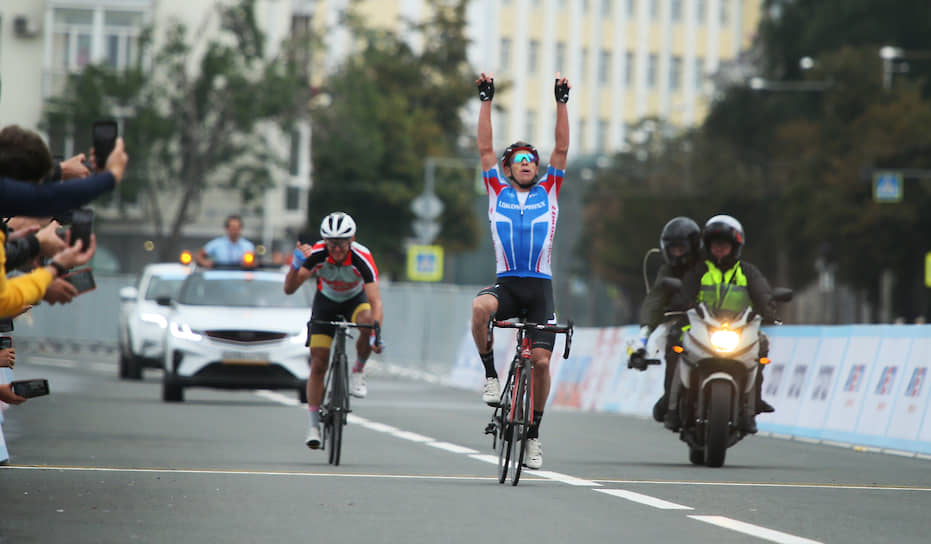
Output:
top-left (629, 217), bottom-right (702, 423)
top-left (668, 214), bottom-right (777, 434)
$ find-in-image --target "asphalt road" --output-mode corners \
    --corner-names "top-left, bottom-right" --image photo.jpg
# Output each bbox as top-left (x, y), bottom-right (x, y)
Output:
top-left (1, 354), bottom-right (929, 544)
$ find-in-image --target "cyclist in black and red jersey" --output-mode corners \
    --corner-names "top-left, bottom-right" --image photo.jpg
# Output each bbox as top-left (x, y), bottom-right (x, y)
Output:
top-left (470, 71), bottom-right (571, 470)
top-left (284, 211), bottom-right (384, 450)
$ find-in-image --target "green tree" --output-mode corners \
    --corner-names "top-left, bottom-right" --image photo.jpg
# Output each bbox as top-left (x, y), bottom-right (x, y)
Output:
top-left (307, 0), bottom-right (477, 279)
top-left (43, 0), bottom-right (310, 260)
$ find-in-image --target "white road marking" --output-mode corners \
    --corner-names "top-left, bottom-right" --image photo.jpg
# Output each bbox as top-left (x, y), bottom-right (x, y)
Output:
top-left (596, 489), bottom-right (692, 509)
top-left (591, 479), bottom-right (931, 492)
top-left (468, 454), bottom-right (499, 465)
top-left (255, 390), bottom-right (299, 406)
top-left (391, 430), bottom-right (435, 443)
top-left (534, 470), bottom-right (600, 487)
top-left (689, 515), bottom-right (823, 544)
top-left (0, 465), bottom-right (499, 480)
top-left (429, 442), bottom-right (479, 454)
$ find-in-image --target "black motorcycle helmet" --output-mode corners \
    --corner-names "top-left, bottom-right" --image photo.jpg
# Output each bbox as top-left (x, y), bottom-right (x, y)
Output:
top-left (660, 216), bottom-right (701, 268)
top-left (702, 214), bottom-right (744, 268)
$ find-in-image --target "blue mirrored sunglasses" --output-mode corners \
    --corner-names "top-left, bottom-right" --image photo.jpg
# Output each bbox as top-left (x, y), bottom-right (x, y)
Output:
top-left (510, 151), bottom-right (538, 164)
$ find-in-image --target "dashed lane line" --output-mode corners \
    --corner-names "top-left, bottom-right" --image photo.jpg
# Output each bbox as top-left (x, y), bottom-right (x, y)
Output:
top-left (595, 489), bottom-right (692, 509)
top-left (688, 515), bottom-right (823, 544)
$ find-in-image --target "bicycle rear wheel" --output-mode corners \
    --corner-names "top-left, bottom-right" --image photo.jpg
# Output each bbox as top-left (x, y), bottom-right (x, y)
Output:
top-left (496, 383), bottom-right (513, 484)
top-left (509, 364), bottom-right (530, 485)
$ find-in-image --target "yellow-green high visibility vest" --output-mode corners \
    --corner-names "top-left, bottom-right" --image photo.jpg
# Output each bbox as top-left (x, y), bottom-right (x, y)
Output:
top-left (698, 261), bottom-right (752, 313)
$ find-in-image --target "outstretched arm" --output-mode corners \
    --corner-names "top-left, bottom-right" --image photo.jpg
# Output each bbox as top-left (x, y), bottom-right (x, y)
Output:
top-left (550, 73), bottom-right (571, 171)
top-left (476, 72), bottom-right (498, 171)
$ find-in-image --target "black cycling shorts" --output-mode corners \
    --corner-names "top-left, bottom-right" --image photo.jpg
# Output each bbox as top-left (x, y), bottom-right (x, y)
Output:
top-left (477, 277), bottom-right (557, 351)
top-left (307, 290), bottom-right (370, 349)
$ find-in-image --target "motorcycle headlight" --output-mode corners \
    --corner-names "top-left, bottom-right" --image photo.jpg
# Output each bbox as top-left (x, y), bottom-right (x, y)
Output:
top-left (169, 322), bottom-right (203, 342)
top-left (709, 329), bottom-right (740, 353)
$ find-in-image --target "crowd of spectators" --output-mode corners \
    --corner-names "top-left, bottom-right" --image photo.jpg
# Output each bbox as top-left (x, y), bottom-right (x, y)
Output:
top-left (0, 124), bottom-right (129, 464)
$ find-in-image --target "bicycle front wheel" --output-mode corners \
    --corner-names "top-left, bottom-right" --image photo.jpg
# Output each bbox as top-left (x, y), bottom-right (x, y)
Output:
top-left (496, 385), bottom-right (513, 484)
top-left (509, 364), bottom-right (531, 485)
top-left (327, 353), bottom-right (349, 466)
top-left (328, 410), bottom-right (344, 465)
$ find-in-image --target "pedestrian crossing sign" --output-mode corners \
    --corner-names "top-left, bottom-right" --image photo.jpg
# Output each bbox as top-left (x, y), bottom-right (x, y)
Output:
top-left (873, 171), bottom-right (903, 203)
top-left (407, 245), bottom-right (444, 282)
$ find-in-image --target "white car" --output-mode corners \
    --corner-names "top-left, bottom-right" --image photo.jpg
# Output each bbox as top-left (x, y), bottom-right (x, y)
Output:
top-left (118, 263), bottom-right (192, 380)
top-left (159, 266), bottom-right (314, 402)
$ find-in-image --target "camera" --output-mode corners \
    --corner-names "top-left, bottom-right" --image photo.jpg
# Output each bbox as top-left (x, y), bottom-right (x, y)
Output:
top-left (68, 208), bottom-right (94, 249)
top-left (62, 267), bottom-right (96, 294)
top-left (92, 119), bottom-right (118, 169)
top-left (11, 379), bottom-right (50, 398)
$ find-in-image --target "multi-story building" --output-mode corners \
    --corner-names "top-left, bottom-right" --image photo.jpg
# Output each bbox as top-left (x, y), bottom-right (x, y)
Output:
top-left (313, 0), bottom-right (762, 154)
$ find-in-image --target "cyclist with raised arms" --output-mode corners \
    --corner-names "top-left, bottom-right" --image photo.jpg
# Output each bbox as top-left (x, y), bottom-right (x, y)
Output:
top-left (470, 71), bottom-right (570, 470)
top-left (284, 212), bottom-right (384, 450)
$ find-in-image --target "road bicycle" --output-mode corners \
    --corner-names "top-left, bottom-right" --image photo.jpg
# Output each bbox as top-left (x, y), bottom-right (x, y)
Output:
top-left (309, 316), bottom-right (380, 466)
top-left (484, 318), bottom-right (573, 485)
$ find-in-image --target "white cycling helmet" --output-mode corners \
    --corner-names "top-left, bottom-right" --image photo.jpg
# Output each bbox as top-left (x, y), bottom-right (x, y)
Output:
top-left (319, 211), bottom-right (357, 239)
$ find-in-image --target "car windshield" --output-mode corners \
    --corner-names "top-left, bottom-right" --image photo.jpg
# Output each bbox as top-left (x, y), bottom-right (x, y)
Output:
top-left (177, 271), bottom-right (311, 308)
top-left (144, 275), bottom-right (187, 301)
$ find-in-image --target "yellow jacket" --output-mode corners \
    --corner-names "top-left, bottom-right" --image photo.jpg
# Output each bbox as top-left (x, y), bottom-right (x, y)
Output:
top-left (0, 230), bottom-right (54, 318)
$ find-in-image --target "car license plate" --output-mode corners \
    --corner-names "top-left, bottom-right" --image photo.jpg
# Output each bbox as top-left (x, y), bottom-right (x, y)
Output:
top-left (221, 351), bottom-right (270, 365)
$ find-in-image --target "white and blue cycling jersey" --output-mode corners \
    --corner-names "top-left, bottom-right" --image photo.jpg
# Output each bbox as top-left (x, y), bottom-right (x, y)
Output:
top-left (483, 164), bottom-right (564, 279)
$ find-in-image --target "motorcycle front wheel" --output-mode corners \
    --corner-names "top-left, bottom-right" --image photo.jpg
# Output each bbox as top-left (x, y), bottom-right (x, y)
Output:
top-left (704, 380), bottom-right (732, 468)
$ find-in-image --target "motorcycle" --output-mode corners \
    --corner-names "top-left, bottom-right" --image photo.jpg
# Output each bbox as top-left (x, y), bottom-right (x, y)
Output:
top-left (661, 277), bottom-right (792, 467)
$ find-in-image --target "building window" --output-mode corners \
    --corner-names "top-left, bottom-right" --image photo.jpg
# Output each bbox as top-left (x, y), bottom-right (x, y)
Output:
top-left (597, 119), bottom-right (609, 152)
top-left (720, 0), bottom-right (729, 24)
top-left (671, 0), bottom-right (683, 22)
top-left (627, 0), bottom-right (637, 17)
top-left (49, 6), bottom-right (145, 97)
top-left (649, 0), bottom-right (659, 20)
top-left (601, 0), bottom-right (612, 16)
top-left (670, 56), bottom-right (682, 90)
top-left (647, 54), bottom-right (658, 88)
top-left (625, 52), bottom-right (634, 85)
top-left (599, 50), bottom-right (611, 84)
top-left (289, 129), bottom-right (301, 176)
top-left (285, 186), bottom-right (301, 211)
top-left (555, 42), bottom-right (566, 73)
top-left (525, 111), bottom-right (536, 142)
top-left (579, 48), bottom-right (588, 82)
top-left (578, 118), bottom-right (587, 151)
top-left (500, 38), bottom-right (511, 71)
top-left (696, 0), bottom-right (706, 22)
top-left (529, 40), bottom-right (539, 75)
top-left (582, 0), bottom-right (590, 13)
top-left (695, 57), bottom-right (705, 93)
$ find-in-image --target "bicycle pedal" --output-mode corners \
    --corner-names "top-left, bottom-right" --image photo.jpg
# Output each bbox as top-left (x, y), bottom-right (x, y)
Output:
top-left (484, 422), bottom-right (496, 435)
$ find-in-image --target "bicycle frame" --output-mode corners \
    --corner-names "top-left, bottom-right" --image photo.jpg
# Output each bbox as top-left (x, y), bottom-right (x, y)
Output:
top-left (308, 317), bottom-right (380, 466)
top-left (486, 318), bottom-right (573, 486)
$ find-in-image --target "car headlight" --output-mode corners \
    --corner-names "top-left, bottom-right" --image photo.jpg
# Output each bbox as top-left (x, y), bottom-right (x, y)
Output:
top-left (169, 322), bottom-right (203, 342)
top-left (289, 329), bottom-right (308, 345)
top-left (709, 329), bottom-right (740, 353)
top-left (140, 313), bottom-right (168, 329)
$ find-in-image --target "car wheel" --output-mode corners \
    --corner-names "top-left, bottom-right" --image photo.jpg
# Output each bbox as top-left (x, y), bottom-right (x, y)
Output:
top-left (119, 351), bottom-right (130, 379)
top-left (126, 355), bottom-right (143, 380)
top-left (162, 375), bottom-right (184, 402)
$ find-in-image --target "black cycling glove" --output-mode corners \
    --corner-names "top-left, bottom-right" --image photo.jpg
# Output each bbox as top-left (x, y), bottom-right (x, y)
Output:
top-left (555, 79), bottom-right (570, 103)
top-left (477, 78), bottom-right (495, 101)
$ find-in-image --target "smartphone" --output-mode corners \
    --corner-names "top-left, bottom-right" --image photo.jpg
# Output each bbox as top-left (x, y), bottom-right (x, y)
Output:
top-left (62, 267), bottom-right (97, 294)
top-left (0, 336), bottom-right (11, 349)
top-left (68, 208), bottom-right (94, 249)
top-left (11, 379), bottom-right (50, 399)
top-left (92, 119), bottom-right (118, 168)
